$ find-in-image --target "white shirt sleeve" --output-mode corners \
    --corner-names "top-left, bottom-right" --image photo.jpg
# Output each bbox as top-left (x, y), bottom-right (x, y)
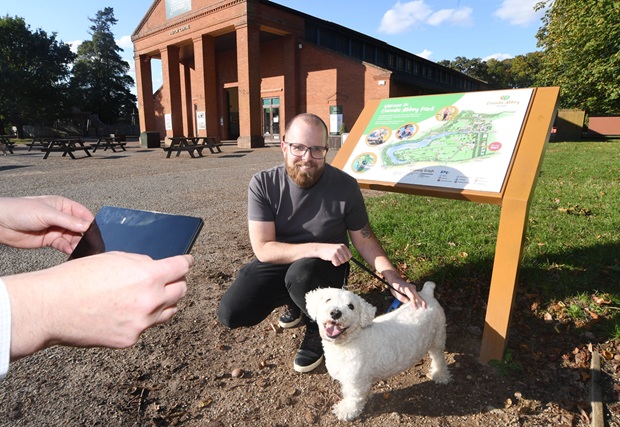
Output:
top-left (0, 278), bottom-right (11, 379)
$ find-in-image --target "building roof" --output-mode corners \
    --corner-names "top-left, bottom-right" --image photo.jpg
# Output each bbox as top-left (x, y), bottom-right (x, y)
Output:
top-left (132, 0), bottom-right (489, 93)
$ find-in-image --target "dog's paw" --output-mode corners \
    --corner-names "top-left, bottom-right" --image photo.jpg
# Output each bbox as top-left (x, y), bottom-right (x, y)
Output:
top-left (427, 369), bottom-right (451, 384)
top-left (333, 400), bottom-right (363, 421)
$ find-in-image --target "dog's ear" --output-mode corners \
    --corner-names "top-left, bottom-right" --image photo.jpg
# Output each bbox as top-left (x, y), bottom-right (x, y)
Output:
top-left (358, 297), bottom-right (377, 328)
top-left (305, 289), bottom-right (322, 322)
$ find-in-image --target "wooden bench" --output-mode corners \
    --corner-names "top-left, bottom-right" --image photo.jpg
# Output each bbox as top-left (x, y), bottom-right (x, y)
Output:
top-left (202, 137), bottom-right (223, 154)
top-left (90, 137), bottom-right (128, 153)
top-left (26, 137), bottom-right (50, 151)
top-left (164, 137), bottom-right (209, 158)
top-left (40, 138), bottom-right (92, 159)
top-left (162, 145), bottom-right (206, 154)
top-left (163, 143), bottom-right (206, 158)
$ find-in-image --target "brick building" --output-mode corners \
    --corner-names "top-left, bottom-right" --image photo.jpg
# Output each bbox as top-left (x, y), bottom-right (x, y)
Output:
top-left (132, 0), bottom-right (489, 148)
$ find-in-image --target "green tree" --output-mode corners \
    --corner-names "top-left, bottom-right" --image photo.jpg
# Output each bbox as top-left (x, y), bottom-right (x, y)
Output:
top-left (69, 7), bottom-right (136, 124)
top-left (509, 52), bottom-right (543, 89)
top-left (536, 0), bottom-right (620, 114)
top-left (0, 16), bottom-right (75, 137)
top-left (438, 56), bottom-right (490, 83)
top-left (439, 53), bottom-right (543, 90)
top-left (484, 58), bottom-right (511, 88)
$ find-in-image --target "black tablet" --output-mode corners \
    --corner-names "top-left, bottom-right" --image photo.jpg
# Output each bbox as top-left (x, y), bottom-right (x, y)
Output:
top-left (68, 206), bottom-right (204, 260)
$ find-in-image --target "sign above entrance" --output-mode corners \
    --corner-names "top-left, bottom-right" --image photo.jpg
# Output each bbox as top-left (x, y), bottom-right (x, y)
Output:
top-left (166, 0), bottom-right (191, 20)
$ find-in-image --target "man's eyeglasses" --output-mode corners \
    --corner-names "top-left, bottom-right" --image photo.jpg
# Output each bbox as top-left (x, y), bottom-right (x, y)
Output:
top-left (287, 143), bottom-right (328, 159)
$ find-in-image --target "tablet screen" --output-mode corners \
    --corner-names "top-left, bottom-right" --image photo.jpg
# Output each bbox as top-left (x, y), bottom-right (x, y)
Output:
top-left (68, 206), bottom-right (203, 260)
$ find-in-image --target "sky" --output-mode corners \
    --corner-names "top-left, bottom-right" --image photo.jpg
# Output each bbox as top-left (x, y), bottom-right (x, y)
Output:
top-left (2, 0), bottom-right (548, 91)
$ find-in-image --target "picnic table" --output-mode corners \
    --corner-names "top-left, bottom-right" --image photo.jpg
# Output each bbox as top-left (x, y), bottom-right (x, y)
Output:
top-left (41, 137), bottom-right (92, 159)
top-left (163, 136), bottom-right (222, 158)
top-left (196, 136), bottom-right (223, 154)
top-left (26, 137), bottom-right (50, 151)
top-left (91, 136), bottom-right (128, 153)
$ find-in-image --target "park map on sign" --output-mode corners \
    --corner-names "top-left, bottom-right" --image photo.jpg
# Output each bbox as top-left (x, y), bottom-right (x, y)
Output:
top-left (343, 89), bottom-right (534, 193)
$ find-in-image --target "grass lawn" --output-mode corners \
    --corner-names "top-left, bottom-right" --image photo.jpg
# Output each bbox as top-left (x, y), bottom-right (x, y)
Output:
top-left (349, 140), bottom-right (620, 343)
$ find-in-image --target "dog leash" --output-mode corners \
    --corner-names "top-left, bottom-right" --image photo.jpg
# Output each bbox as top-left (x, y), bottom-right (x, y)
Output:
top-left (349, 257), bottom-right (409, 298)
top-left (350, 257), bottom-right (404, 312)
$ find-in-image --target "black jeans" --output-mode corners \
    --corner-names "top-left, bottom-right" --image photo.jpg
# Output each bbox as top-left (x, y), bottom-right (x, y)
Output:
top-left (218, 257), bottom-right (349, 329)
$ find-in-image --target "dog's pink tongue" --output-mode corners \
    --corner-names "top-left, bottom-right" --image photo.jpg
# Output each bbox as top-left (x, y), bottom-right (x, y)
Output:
top-left (325, 323), bottom-right (342, 338)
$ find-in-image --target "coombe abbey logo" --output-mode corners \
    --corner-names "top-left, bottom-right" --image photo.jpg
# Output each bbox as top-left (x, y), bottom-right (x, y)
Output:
top-left (488, 94), bottom-right (520, 107)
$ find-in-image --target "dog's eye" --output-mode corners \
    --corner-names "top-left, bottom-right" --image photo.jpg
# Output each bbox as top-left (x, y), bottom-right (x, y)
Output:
top-left (347, 303), bottom-right (354, 310)
top-left (326, 298), bottom-right (331, 303)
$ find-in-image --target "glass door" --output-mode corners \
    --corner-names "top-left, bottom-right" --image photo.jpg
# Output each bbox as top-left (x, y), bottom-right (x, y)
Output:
top-left (262, 97), bottom-right (280, 141)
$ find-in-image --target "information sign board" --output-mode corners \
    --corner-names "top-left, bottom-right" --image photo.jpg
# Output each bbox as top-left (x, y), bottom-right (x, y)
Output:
top-left (333, 87), bottom-right (560, 363)
top-left (339, 89), bottom-right (533, 194)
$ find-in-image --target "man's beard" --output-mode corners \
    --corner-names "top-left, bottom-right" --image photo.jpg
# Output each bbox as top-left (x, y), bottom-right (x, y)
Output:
top-left (286, 158), bottom-right (325, 188)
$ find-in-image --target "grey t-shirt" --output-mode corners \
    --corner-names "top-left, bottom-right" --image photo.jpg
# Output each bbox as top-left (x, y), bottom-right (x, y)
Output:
top-left (248, 163), bottom-right (369, 245)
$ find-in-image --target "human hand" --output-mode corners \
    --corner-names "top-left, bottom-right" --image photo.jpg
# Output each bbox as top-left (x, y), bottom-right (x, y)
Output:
top-left (0, 196), bottom-right (93, 253)
top-left (317, 243), bottom-right (353, 267)
top-left (3, 251), bottom-right (193, 360)
top-left (390, 278), bottom-right (426, 309)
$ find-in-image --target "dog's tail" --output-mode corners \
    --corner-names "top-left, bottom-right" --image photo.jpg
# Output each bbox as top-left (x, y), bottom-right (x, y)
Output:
top-left (419, 281), bottom-right (436, 299)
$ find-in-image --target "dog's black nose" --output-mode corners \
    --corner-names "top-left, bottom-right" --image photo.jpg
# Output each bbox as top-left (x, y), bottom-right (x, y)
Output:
top-left (330, 309), bottom-right (342, 320)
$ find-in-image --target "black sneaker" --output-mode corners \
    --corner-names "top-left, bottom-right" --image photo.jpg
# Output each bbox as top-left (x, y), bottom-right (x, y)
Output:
top-left (279, 304), bottom-right (302, 329)
top-left (293, 325), bottom-right (324, 373)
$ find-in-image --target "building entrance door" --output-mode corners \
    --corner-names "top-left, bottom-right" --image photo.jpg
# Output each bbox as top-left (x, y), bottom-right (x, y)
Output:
top-left (262, 97), bottom-right (280, 142)
top-left (226, 88), bottom-right (239, 139)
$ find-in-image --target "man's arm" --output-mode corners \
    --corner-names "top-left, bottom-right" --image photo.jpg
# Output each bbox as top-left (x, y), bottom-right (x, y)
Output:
top-left (248, 220), bottom-right (352, 266)
top-left (349, 223), bottom-right (426, 308)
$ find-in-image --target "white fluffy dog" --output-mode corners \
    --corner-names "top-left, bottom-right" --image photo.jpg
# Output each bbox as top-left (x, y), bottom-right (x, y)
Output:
top-left (305, 281), bottom-right (451, 421)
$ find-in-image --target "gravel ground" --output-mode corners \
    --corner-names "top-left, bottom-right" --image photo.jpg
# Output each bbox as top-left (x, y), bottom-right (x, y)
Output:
top-left (0, 140), bottom-right (613, 426)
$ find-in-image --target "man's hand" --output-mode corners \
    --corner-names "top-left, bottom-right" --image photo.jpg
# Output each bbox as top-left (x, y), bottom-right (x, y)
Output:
top-left (390, 278), bottom-right (427, 309)
top-left (315, 243), bottom-right (353, 266)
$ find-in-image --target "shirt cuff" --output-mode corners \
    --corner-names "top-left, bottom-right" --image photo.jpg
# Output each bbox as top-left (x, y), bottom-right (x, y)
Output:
top-left (0, 278), bottom-right (11, 379)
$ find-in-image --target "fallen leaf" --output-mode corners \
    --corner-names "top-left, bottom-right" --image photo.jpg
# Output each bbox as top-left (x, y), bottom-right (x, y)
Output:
top-left (592, 295), bottom-right (611, 305)
top-left (602, 350), bottom-right (614, 360)
top-left (197, 398), bottom-right (213, 409)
